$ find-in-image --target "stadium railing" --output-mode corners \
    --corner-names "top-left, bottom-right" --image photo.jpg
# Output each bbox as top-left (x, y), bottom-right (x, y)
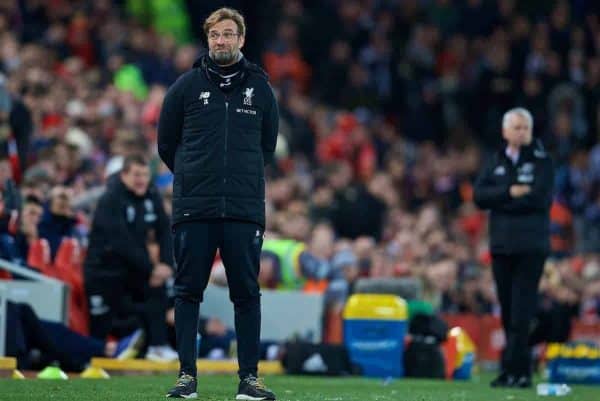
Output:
top-left (0, 258), bottom-right (70, 356)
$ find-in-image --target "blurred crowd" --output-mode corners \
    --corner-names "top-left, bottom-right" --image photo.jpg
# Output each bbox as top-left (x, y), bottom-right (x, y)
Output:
top-left (0, 0), bottom-right (599, 354)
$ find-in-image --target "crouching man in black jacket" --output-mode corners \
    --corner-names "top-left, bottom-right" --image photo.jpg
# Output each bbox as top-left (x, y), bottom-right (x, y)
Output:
top-left (474, 108), bottom-right (554, 389)
top-left (84, 155), bottom-right (177, 361)
top-left (158, 7), bottom-right (278, 400)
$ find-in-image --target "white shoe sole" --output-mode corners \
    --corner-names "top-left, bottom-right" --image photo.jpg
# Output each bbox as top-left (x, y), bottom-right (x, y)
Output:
top-left (235, 395), bottom-right (273, 400)
top-left (166, 392), bottom-right (197, 399)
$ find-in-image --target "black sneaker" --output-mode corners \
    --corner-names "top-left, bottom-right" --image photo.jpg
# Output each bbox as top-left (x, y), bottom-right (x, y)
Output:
top-left (490, 372), bottom-right (515, 388)
top-left (236, 375), bottom-right (276, 400)
top-left (166, 374), bottom-right (197, 399)
top-left (514, 375), bottom-right (532, 388)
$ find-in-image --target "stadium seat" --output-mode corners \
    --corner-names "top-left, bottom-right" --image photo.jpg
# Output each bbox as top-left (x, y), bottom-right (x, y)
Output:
top-left (54, 238), bottom-right (83, 284)
top-left (55, 238), bottom-right (89, 335)
top-left (323, 307), bottom-right (343, 345)
top-left (68, 290), bottom-right (90, 336)
top-left (27, 238), bottom-right (53, 277)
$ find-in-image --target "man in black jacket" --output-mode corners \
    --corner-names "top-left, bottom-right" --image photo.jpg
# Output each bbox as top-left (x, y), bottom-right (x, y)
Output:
top-left (0, 76), bottom-right (32, 183)
top-left (158, 7), bottom-right (278, 400)
top-left (474, 108), bottom-right (554, 389)
top-left (38, 186), bottom-right (77, 259)
top-left (84, 155), bottom-right (176, 361)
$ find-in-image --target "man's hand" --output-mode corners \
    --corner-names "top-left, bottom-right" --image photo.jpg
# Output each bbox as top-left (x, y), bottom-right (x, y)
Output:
top-left (509, 184), bottom-right (531, 198)
top-left (147, 243), bottom-right (160, 264)
top-left (21, 221), bottom-right (38, 240)
top-left (149, 262), bottom-right (173, 287)
top-left (166, 308), bottom-right (175, 325)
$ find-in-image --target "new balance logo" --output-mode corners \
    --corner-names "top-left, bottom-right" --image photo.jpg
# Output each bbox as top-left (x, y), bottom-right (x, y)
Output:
top-left (199, 91), bottom-right (211, 105)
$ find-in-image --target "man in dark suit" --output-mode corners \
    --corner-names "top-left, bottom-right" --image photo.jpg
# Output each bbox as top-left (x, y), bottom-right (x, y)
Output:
top-left (474, 108), bottom-right (554, 388)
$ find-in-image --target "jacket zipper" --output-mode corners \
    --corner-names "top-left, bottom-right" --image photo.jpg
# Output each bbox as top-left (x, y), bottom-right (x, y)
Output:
top-left (223, 101), bottom-right (229, 217)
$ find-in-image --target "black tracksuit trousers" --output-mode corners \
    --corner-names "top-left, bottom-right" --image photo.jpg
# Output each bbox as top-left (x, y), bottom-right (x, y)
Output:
top-left (492, 252), bottom-right (545, 377)
top-left (85, 279), bottom-right (169, 347)
top-left (172, 219), bottom-right (263, 379)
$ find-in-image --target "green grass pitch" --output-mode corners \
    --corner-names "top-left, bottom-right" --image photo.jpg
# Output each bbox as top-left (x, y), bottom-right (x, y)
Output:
top-left (1, 374), bottom-right (598, 401)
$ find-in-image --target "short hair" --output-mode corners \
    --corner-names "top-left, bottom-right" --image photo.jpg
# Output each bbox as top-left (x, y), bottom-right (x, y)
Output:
top-left (121, 154), bottom-right (148, 173)
top-left (204, 7), bottom-right (246, 37)
top-left (50, 185), bottom-right (72, 200)
top-left (23, 195), bottom-right (42, 208)
top-left (502, 107), bottom-right (533, 130)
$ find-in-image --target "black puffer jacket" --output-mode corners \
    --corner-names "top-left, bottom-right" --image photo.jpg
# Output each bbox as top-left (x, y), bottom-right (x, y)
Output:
top-left (157, 56), bottom-right (278, 228)
top-left (84, 176), bottom-right (173, 281)
top-left (473, 140), bottom-right (554, 254)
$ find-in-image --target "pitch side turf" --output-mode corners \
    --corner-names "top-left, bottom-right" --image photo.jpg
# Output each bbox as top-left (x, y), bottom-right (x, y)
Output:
top-left (1, 374), bottom-right (598, 401)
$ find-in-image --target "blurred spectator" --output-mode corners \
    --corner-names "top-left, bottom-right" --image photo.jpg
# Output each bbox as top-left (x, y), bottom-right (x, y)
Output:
top-left (317, 40), bottom-right (351, 105)
top-left (581, 256), bottom-right (600, 323)
top-left (5, 301), bottom-right (144, 372)
top-left (38, 185), bottom-right (77, 259)
top-left (12, 195), bottom-right (44, 266)
top-left (263, 19), bottom-right (311, 92)
top-left (444, 263), bottom-right (495, 314)
top-left (83, 155), bottom-right (175, 361)
top-left (582, 186), bottom-right (600, 253)
top-left (311, 162), bottom-right (386, 239)
top-left (531, 260), bottom-right (581, 344)
top-left (325, 248), bottom-right (360, 308)
top-left (0, 74), bottom-right (32, 183)
top-left (233, 223), bottom-right (333, 291)
top-left (549, 199), bottom-right (574, 257)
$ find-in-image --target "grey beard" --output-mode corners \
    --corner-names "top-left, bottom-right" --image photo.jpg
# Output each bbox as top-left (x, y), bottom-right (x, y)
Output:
top-left (210, 49), bottom-right (240, 66)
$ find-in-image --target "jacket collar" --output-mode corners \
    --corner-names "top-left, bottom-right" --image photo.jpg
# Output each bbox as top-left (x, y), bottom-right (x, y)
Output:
top-left (108, 173), bottom-right (147, 200)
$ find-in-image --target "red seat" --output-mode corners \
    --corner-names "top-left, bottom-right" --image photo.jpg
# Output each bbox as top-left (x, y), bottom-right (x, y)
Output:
top-left (68, 289), bottom-right (89, 336)
top-left (27, 238), bottom-right (89, 335)
top-left (27, 238), bottom-right (53, 277)
top-left (323, 306), bottom-right (343, 345)
top-left (54, 238), bottom-right (83, 285)
top-left (54, 238), bottom-right (89, 335)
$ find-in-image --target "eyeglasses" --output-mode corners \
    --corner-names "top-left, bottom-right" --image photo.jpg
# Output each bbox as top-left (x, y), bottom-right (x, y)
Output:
top-left (208, 31), bottom-right (239, 41)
